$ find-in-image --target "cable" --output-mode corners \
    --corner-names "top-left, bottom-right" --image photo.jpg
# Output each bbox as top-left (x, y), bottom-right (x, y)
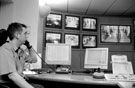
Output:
top-left (31, 47), bottom-right (55, 72)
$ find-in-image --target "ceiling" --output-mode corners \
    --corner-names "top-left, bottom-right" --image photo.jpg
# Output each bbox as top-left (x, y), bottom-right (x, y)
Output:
top-left (0, 0), bottom-right (135, 17)
top-left (46, 0), bottom-right (135, 17)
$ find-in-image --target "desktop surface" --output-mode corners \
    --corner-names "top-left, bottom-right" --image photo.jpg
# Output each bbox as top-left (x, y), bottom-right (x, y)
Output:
top-left (27, 73), bottom-right (120, 88)
top-left (26, 71), bottom-right (135, 88)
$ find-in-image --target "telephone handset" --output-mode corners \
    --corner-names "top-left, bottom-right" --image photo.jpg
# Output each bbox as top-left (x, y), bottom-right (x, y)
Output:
top-left (24, 40), bottom-right (32, 49)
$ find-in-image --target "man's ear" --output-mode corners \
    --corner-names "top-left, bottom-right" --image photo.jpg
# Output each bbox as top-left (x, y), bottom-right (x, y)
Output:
top-left (14, 32), bottom-right (20, 39)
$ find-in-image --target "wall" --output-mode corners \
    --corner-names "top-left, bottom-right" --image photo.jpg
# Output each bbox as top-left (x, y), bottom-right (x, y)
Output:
top-left (13, 0), bottom-right (39, 50)
top-left (0, 0), bottom-right (39, 51)
top-left (40, 12), bottom-right (134, 71)
top-left (0, 2), bottom-right (14, 29)
top-left (97, 17), bottom-right (134, 71)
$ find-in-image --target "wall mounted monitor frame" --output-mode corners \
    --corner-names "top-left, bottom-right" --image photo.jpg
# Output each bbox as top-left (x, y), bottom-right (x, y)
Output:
top-left (45, 32), bottom-right (62, 47)
top-left (82, 17), bottom-right (97, 31)
top-left (82, 34), bottom-right (97, 48)
top-left (100, 24), bottom-right (131, 43)
top-left (45, 13), bottom-right (62, 29)
top-left (64, 15), bottom-right (80, 30)
top-left (119, 25), bottom-right (131, 43)
top-left (100, 25), bottom-right (119, 43)
top-left (64, 33), bottom-right (80, 48)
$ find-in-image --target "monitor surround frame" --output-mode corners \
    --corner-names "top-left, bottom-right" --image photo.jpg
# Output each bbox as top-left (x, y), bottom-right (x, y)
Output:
top-left (45, 13), bottom-right (62, 29)
top-left (45, 32), bottom-right (62, 47)
top-left (64, 33), bottom-right (80, 49)
top-left (84, 48), bottom-right (109, 72)
top-left (82, 34), bottom-right (97, 48)
top-left (64, 15), bottom-right (80, 30)
top-left (100, 24), bottom-right (131, 43)
top-left (82, 17), bottom-right (97, 31)
top-left (45, 43), bottom-right (71, 67)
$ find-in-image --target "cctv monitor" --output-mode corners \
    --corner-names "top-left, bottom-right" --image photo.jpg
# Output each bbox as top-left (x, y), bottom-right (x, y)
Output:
top-left (45, 43), bottom-right (71, 67)
top-left (84, 48), bottom-right (108, 72)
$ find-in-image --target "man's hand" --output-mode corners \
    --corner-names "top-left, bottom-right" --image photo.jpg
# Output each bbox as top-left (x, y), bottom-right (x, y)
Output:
top-left (24, 40), bottom-right (32, 49)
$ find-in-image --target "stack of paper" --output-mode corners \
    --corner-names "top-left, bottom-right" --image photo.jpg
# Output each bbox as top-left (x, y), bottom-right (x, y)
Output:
top-left (111, 55), bottom-right (133, 75)
top-left (105, 55), bottom-right (135, 81)
top-left (104, 74), bottom-right (135, 81)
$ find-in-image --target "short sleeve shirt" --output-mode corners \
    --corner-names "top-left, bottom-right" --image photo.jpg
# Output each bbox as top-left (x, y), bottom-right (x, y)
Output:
top-left (0, 42), bottom-right (23, 76)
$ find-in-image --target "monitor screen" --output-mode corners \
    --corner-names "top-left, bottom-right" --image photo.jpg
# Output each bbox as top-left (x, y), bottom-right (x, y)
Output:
top-left (45, 43), bottom-right (71, 65)
top-left (45, 13), bottom-right (62, 29)
top-left (65, 15), bottom-right (80, 30)
top-left (84, 48), bottom-right (108, 69)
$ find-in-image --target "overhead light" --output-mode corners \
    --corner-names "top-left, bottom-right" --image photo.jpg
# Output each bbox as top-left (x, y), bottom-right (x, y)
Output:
top-left (39, 0), bottom-right (46, 7)
top-left (39, 0), bottom-right (51, 18)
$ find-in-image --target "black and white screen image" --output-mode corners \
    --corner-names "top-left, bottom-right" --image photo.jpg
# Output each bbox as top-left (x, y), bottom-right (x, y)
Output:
top-left (83, 35), bottom-right (97, 48)
top-left (101, 25), bottom-right (131, 43)
top-left (45, 32), bottom-right (61, 45)
top-left (119, 26), bottom-right (131, 43)
top-left (65, 15), bottom-right (80, 29)
top-left (64, 34), bottom-right (79, 48)
top-left (46, 13), bottom-right (62, 28)
top-left (83, 18), bottom-right (96, 30)
top-left (101, 25), bottom-right (119, 43)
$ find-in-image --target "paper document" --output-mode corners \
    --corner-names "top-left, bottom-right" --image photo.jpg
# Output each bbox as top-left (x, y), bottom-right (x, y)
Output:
top-left (112, 61), bottom-right (133, 74)
top-left (105, 74), bottom-right (135, 81)
top-left (111, 55), bottom-right (127, 63)
top-left (111, 55), bottom-right (133, 74)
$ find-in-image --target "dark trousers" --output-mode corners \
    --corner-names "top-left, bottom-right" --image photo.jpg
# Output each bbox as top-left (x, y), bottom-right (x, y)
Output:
top-left (0, 81), bottom-right (45, 88)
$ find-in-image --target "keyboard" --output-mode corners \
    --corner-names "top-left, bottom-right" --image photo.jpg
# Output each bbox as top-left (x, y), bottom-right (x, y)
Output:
top-left (105, 74), bottom-right (135, 81)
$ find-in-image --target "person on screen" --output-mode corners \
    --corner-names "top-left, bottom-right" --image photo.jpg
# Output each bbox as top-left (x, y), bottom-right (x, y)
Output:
top-left (119, 26), bottom-right (130, 42)
top-left (0, 22), bottom-right (44, 88)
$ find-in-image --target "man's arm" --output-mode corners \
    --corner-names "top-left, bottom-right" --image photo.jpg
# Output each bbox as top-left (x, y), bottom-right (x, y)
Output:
top-left (23, 40), bottom-right (37, 63)
top-left (8, 72), bottom-right (34, 88)
top-left (27, 48), bottom-right (37, 63)
top-left (20, 45), bottom-right (37, 63)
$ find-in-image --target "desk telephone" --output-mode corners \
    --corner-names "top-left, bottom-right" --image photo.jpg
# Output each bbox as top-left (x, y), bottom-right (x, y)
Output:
top-left (55, 67), bottom-right (69, 74)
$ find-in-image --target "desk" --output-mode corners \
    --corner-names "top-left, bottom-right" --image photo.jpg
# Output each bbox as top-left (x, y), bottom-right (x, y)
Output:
top-left (27, 73), bottom-right (135, 88)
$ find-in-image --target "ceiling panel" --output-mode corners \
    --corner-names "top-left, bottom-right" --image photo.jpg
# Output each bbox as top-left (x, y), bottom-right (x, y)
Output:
top-left (68, 0), bottom-right (91, 15)
top-left (105, 0), bottom-right (134, 16)
top-left (46, 0), bottom-right (68, 13)
top-left (3, 0), bottom-right (134, 17)
top-left (123, 5), bottom-right (135, 16)
top-left (87, 0), bottom-right (116, 16)
top-left (45, 0), bottom-right (135, 17)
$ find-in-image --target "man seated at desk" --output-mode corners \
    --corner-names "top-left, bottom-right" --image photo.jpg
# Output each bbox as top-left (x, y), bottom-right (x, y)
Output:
top-left (0, 22), bottom-right (44, 88)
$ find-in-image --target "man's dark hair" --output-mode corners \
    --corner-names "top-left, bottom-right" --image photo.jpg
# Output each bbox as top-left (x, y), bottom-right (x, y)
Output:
top-left (7, 22), bottom-right (27, 40)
